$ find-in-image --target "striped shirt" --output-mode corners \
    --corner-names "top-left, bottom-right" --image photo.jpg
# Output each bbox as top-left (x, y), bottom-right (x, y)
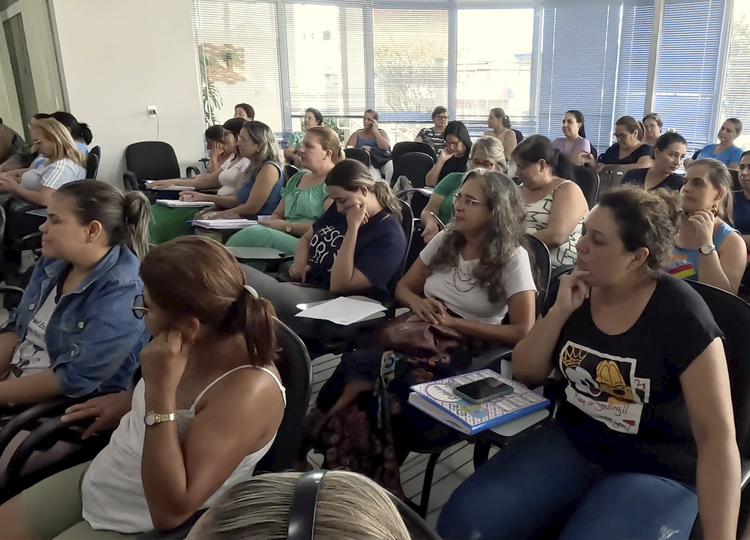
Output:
top-left (21, 158), bottom-right (86, 191)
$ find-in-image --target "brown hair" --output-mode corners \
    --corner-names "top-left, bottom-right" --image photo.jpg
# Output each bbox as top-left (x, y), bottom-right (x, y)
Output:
top-left (687, 158), bottom-right (734, 224)
top-left (364, 109), bottom-right (379, 121)
top-left (615, 116), bottom-right (642, 139)
top-left (140, 237), bottom-right (278, 366)
top-left (306, 126), bottom-right (345, 164)
top-left (325, 159), bottom-right (402, 222)
top-left (598, 184), bottom-right (681, 277)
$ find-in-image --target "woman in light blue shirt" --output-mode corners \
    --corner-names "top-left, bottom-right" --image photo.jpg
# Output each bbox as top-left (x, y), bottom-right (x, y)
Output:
top-left (686, 118), bottom-right (744, 170)
top-left (51, 111), bottom-right (93, 155)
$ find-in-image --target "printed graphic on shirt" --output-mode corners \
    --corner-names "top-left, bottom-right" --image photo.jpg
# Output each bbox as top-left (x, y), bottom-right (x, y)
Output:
top-left (309, 225), bottom-right (344, 273)
top-left (559, 341), bottom-right (651, 434)
top-left (664, 253), bottom-right (696, 279)
top-left (10, 313), bottom-right (51, 378)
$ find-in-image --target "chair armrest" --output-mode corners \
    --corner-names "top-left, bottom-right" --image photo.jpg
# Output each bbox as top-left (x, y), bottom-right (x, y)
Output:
top-left (186, 166), bottom-right (200, 178)
top-left (227, 246), bottom-right (286, 262)
top-left (14, 231), bottom-right (42, 252)
top-left (199, 158), bottom-right (210, 171)
top-left (123, 171), bottom-right (139, 192)
top-left (137, 509), bottom-right (207, 539)
top-left (0, 398), bottom-right (78, 457)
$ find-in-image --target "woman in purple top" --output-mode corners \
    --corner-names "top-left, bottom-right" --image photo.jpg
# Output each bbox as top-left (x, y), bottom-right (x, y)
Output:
top-left (551, 110), bottom-right (591, 166)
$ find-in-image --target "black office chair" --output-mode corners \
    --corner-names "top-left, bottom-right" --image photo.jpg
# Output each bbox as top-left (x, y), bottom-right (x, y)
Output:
top-left (392, 152), bottom-right (435, 189)
top-left (525, 235), bottom-right (552, 313)
top-left (122, 142), bottom-right (200, 192)
top-left (597, 165), bottom-right (629, 199)
top-left (89, 145), bottom-right (101, 163)
top-left (284, 164), bottom-right (300, 181)
top-left (590, 145), bottom-right (598, 163)
top-left (344, 147), bottom-right (371, 167)
top-left (571, 166), bottom-right (600, 209)
top-left (85, 151), bottom-right (100, 180)
top-left (512, 129), bottom-right (524, 144)
top-left (730, 169), bottom-right (740, 191)
top-left (392, 141), bottom-right (437, 164)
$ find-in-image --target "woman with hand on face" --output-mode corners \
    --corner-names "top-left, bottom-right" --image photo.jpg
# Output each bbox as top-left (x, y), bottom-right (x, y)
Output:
top-left (425, 120), bottom-right (472, 187)
top-left (622, 132), bottom-right (687, 192)
top-left (642, 113), bottom-right (663, 147)
top-left (0, 237), bottom-right (287, 538)
top-left (415, 106), bottom-right (449, 155)
top-left (288, 159), bottom-right (406, 293)
top-left (439, 185), bottom-right (739, 540)
top-left (182, 121), bottom-right (284, 221)
top-left (580, 116), bottom-right (653, 172)
top-left (665, 159), bottom-right (746, 294)
top-left (346, 109), bottom-right (390, 153)
top-left (226, 126), bottom-right (340, 268)
top-left (551, 110), bottom-right (591, 165)
top-left (420, 136), bottom-right (507, 244)
top-left (483, 107), bottom-right (517, 159)
top-left (284, 108), bottom-right (324, 167)
top-left (685, 119), bottom-right (744, 170)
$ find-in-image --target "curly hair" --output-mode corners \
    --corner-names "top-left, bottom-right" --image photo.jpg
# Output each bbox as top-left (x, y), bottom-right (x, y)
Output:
top-left (429, 169), bottom-right (527, 303)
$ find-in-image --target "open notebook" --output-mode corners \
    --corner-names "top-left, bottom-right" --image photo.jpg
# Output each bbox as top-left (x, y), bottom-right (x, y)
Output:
top-left (155, 200), bottom-right (215, 208)
top-left (190, 219), bottom-right (258, 230)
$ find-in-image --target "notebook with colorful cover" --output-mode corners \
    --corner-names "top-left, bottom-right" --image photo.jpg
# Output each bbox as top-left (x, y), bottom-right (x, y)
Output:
top-left (408, 369), bottom-right (550, 435)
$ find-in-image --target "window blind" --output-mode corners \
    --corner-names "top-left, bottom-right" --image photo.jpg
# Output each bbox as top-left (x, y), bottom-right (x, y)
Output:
top-left (721, 2), bottom-right (750, 150)
top-left (653, 0), bottom-right (725, 152)
top-left (613, 0), bottom-right (654, 121)
top-left (190, 0), bottom-right (283, 131)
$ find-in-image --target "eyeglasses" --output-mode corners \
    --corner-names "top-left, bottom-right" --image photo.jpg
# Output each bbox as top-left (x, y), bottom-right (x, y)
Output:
top-left (132, 293), bottom-right (149, 320)
top-left (453, 192), bottom-right (483, 209)
top-left (435, 115), bottom-right (449, 120)
top-left (470, 159), bottom-right (495, 169)
top-left (613, 131), bottom-right (630, 140)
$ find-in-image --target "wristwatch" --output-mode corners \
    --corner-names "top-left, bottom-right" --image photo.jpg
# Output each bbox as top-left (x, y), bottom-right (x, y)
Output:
top-left (144, 411), bottom-right (178, 426)
top-left (284, 222), bottom-right (293, 234)
top-left (699, 244), bottom-right (716, 255)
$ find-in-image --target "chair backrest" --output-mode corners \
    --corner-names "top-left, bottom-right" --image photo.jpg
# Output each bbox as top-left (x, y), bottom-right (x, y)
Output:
top-left (389, 199), bottom-right (415, 292)
top-left (284, 164), bottom-right (299, 180)
top-left (686, 281), bottom-right (750, 457)
top-left (512, 129), bottom-right (524, 144)
top-left (124, 141), bottom-right (180, 182)
top-left (571, 166), bottom-right (600, 209)
top-left (89, 145), bottom-right (101, 162)
top-left (525, 234), bottom-right (552, 313)
top-left (392, 141), bottom-right (437, 164)
top-left (255, 319), bottom-right (312, 473)
top-left (392, 152), bottom-right (435, 189)
top-left (85, 152), bottom-right (100, 180)
top-left (590, 145), bottom-right (598, 162)
top-left (730, 168), bottom-right (741, 191)
top-left (597, 165), bottom-right (629, 199)
top-left (344, 147), bottom-right (371, 167)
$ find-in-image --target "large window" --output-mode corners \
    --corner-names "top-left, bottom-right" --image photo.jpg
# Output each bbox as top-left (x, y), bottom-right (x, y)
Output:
top-left (722, 0), bottom-right (750, 150)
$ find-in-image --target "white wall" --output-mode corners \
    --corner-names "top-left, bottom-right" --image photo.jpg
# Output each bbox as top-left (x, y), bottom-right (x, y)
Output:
top-left (51, 0), bottom-right (205, 186)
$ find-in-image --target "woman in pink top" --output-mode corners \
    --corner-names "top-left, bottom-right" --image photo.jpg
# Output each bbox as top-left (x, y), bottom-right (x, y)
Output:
top-left (551, 110), bottom-right (591, 166)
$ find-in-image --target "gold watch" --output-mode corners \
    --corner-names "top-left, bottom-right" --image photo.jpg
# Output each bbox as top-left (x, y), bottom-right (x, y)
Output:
top-left (284, 222), bottom-right (293, 234)
top-left (144, 411), bottom-right (178, 426)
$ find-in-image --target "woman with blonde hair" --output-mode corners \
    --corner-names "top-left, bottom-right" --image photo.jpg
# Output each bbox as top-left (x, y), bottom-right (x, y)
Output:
top-left (226, 126), bottom-right (341, 267)
top-left (0, 118), bottom-right (86, 207)
top-left (183, 120), bottom-right (285, 219)
top-left (186, 471), bottom-right (411, 540)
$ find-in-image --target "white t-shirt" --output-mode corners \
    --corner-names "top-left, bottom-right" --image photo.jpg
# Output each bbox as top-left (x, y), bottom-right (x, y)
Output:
top-left (421, 231), bottom-right (536, 324)
top-left (9, 286), bottom-right (58, 379)
top-left (20, 158), bottom-right (86, 191)
top-left (217, 154), bottom-right (251, 196)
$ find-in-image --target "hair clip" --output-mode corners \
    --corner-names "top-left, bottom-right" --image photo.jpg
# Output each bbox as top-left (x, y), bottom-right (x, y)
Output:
top-left (244, 284), bottom-right (259, 299)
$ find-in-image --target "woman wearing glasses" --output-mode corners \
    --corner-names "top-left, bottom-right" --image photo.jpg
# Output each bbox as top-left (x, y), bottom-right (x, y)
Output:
top-left (0, 180), bottom-right (149, 410)
top-left (580, 116), bottom-right (653, 172)
top-left (425, 120), bottom-right (473, 187)
top-left (415, 106), bottom-right (450, 155)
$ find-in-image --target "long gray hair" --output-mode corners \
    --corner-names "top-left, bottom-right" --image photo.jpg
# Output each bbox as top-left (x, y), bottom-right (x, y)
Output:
top-left (429, 169), bottom-right (527, 303)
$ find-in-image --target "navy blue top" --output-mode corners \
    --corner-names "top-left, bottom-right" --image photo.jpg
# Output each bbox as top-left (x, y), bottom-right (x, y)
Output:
top-left (234, 162), bottom-right (285, 217)
top-left (598, 143), bottom-right (653, 166)
top-left (622, 168), bottom-right (684, 191)
top-left (733, 190), bottom-right (750, 236)
top-left (306, 205), bottom-right (407, 291)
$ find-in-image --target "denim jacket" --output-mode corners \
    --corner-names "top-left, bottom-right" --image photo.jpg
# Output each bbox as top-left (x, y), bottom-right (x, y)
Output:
top-left (4, 245), bottom-right (149, 397)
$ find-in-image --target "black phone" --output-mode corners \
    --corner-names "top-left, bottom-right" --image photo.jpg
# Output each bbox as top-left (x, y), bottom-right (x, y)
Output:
top-left (453, 377), bottom-right (513, 404)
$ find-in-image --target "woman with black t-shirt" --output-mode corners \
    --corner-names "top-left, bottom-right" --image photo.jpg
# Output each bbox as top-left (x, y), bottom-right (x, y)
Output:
top-left (581, 116), bottom-right (653, 172)
top-left (438, 185), bottom-right (739, 540)
top-left (622, 132), bottom-right (687, 191)
top-left (424, 121), bottom-right (472, 187)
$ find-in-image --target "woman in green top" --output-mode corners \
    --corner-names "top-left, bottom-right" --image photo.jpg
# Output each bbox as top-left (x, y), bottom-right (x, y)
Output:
top-left (284, 108), bottom-right (324, 168)
top-left (227, 126), bottom-right (342, 268)
top-left (420, 136), bottom-right (507, 243)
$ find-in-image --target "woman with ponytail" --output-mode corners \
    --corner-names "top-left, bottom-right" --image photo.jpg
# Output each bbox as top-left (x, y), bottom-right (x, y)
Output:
top-left (226, 126), bottom-right (340, 267)
top-left (0, 236), bottom-right (286, 538)
top-left (0, 180), bottom-right (150, 411)
top-left (51, 111), bottom-right (93, 153)
top-left (551, 110), bottom-right (591, 165)
top-left (288, 159), bottom-right (406, 292)
top-left (484, 107), bottom-right (517, 158)
top-left (513, 135), bottom-right (589, 267)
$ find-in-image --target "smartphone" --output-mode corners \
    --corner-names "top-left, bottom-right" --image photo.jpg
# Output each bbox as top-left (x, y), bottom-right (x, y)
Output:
top-left (453, 377), bottom-right (513, 404)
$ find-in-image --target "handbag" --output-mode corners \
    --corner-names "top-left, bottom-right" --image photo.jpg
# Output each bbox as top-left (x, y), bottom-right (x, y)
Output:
top-left (376, 312), bottom-right (466, 359)
top-left (369, 147), bottom-right (393, 169)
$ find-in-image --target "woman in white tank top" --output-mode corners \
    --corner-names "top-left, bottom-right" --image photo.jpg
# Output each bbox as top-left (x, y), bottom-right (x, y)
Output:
top-left (0, 236), bottom-right (286, 539)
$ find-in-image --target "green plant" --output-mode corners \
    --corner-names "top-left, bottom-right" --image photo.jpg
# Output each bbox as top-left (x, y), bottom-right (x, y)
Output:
top-left (323, 117), bottom-right (345, 143)
top-left (198, 52), bottom-right (223, 126)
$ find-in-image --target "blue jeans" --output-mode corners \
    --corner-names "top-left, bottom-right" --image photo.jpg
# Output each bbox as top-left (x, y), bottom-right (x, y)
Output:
top-left (436, 421), bottom-right (698, 540)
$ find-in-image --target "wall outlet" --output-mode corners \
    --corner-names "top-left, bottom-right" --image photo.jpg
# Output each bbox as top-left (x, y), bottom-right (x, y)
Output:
top-left (147, 106), bottom-right (158, 118)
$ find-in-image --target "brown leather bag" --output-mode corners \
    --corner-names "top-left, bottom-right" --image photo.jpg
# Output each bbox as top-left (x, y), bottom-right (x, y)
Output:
top-left (375, 312), bottom-right (466, 358)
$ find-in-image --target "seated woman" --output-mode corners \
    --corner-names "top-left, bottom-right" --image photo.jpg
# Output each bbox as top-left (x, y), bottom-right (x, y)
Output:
top-left (0, 118), bottom-right (86, 208)
top-left (581, 116), bottom-right (653, 172)
top-left (149, 119), bottom-right (250, 244)
top-left (51, 111), bottom-right (93, 155)
top-left (234, 103), bottom-right (255, 121)
top-left (642, 112), bottom-right (663, 147)
top-left (305, 169), bottom-right (536, 487)
top-left (685, 118), bottom-right (744, 170)
top-left (0, 236), bottom-right (287, 538)
top-left (425, 120), bottom-right (472, 187)
top-left (0, 117), bottom-right (23, 165)
top-left (665, 159), bottom-right (746, 294)
top-left (514, 135), bottom-right (589, 268)
top-left (0, 114), bottom-right (52, 175)
top-left (0, 180), bottom-right (150, 409)
top-left (733, 150), bottom-right (750, 251)
top-left (226, 126), bottom-right (340, 266)
top-left (415, 106), bottom-right (449, 155)
top-left (551, 110), bottom-right (591, 165)
top-left (421, 135), bottom-right (507, 244)
top-left (288, 159), bottom-right (406, 293)
top-left (346, 109), bottom-right (392, 182)
top-left (622, 132), bottom-right (687, 191)
top-left (186, 471), bottom-right (410, 540)
top-left (284, 108), bottom-right (323, 167)
top-left (439, 184), bottom-right (739, 540)
top-left (483, 107), bottom-right (517, 159)
top-left (183, 120), bottom-right (284, 220)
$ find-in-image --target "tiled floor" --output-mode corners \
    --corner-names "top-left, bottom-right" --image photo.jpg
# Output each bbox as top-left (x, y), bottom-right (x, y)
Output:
top-left (307, 353), bottom-right (487, 529)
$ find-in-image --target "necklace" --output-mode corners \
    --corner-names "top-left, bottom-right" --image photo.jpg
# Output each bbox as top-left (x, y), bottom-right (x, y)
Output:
top-left (452, 265), bottom-right (476, 293)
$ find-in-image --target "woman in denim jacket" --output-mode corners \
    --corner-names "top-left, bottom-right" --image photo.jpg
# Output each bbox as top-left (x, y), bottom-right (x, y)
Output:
top-left (0, 180), bottom-right (151, 405)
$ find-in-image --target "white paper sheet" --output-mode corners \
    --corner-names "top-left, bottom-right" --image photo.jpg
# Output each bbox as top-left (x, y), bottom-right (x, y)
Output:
top-left (294, 296), bottom-right (387, 325)
top-left (145, 181), bottom-right (195, 191)
top-left (155, 200), bottom-right (215, 208)
top-left (191, 219), bottom-right (258, 230)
